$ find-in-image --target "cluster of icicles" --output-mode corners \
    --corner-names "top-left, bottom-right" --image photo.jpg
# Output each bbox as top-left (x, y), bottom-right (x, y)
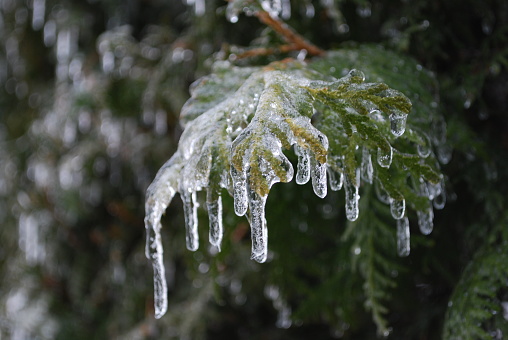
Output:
top-left (144, 68), bottom-right (445, 319)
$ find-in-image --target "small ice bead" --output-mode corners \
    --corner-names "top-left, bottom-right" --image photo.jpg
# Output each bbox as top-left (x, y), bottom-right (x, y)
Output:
top-left (377, 146), bottom-right (392, 168)
top-left (390, 197), bottom-right (405, 220)
top-left (344, 169), bottom-right (360, 221)
top-left (295, 145), bottom-right (310, 185)
top-left (182, 190), bottom-right (199, 251)
top-left (389, 112), bottom-right (407, 137)
top-left (327, 166), bottom-right (343, 191)
top-left (248, 188), bottom-right (268, 263)
top-left (397, 217), bottom-right (410, 257)
top-left (231, 166), bottom-right (248, 216)
top-left (207, 194), bottom-right (223, 250)
top-left (361, 148), bottom-right (373, 184)
top-left (310, 157), bottom-right (327, 198)
top-left (348, 69), bottom-right (366, 81)
top-left (417, 207), bottom-right (434, 235)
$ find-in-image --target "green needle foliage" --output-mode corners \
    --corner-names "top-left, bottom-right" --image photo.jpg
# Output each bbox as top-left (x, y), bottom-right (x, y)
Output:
top-left (146, 42), bottom-right (446, 333)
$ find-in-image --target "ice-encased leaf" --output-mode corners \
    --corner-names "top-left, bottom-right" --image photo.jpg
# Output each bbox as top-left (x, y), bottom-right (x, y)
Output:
top-left (144, 46), bottom-right (447, 318)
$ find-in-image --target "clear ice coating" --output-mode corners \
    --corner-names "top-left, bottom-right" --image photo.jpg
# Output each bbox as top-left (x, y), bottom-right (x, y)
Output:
top-left (377, 146), bottom-right (393, 168)
top-left (397, 216), bottom-right (410, 257)
top-left (295, 144), bottom-right (310, 185)
top-left (390, 198), bottom-right (405, 220)
top-left (344, 168), bottom-right (360, 221)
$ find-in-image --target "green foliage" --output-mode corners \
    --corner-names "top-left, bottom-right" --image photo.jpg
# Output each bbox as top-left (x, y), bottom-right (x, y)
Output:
top-left (146, 44), bottom-right (446, 333)
top-left (443, 227), bottom-right (508, 339)
top-left (1, 0), bottom-right (508, 339)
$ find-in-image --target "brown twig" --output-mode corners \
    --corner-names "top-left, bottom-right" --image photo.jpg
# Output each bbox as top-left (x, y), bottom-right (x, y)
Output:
top-left (236, 44), bottom-right (300, 59)
top-left (254, 10), bottom-right (325, 57)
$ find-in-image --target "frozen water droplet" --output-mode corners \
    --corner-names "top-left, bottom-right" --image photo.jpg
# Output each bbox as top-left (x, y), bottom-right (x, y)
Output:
top-left (327, 165), bottom-right (343, 191)
top-left (182, 190), bottom-right (199, 251)
top-left (437, 144), bottom-right (452, 164)
top-left (417, 133), bottom-right (432, 158)
top-left (231, 166), bottom-right (248, 216)
top-left (389, 112), bottom-right (407, 137)
top-left (361, 147), bottom-right (373, 184)
top-left (207, 192), bottom-right (223, 250)
top-left (433, 190), bottom-right (446, 210)
top-left (295, 145), bottom-right (310, 185)
top-left (375, 180), bottom-right (391, 204)
top-left (247, 185), bottom-right (268, 263)
top-left (226, 1), bottom-right (240, 23)
top-left (304, 2), bottom-right (315, 18)
top-left (397, 217), bottom-right (410, 257)
top-left (348, 69), bottom-right (365, 82)
top-left (417, 207), bottom-right (434, 235)
top-left (310, 157), bottom-right (327, 198)
top-left (344, 168), bottom-right (360, 221)
top-left (390, 197), bottom-right (405, 220)
top-left (377, 146), bottom-right (392, 168)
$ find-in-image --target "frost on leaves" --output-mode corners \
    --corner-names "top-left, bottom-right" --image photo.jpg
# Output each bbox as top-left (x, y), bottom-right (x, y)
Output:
top-left (144, 50), bottom-right (445, 318)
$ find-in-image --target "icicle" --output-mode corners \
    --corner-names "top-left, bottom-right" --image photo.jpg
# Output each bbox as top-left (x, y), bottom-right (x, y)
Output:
top-left (264, 285), bottom-right (292, 329)
top-left (327, 165), bottom-right (343, 191)
top-left (231, 165), bottom-right (248, 216)
top-left (207, 190), bottom-right (223, 250)
top-left (144, 156), bottom-right (184, 318)
top-left (182, 190), bottom-right (199, 251)
top-left (389, 111), bottom-right (407, 137)
top-left (361, 147), bottom-right (373, 184)
top-left (310, 156), bottom-right (327, 198)
top-left (247, 184), bottom-right (268, 263)
top-left (390, 197), bottom-right (405, 220)
top-left (281, 0), bottom-right (291, 19)
top-left (295, 144), bottom-right (310, 185)
top-left (194, 0), bottom-right (205, 16)
top-left (147, 226), bottom-right (168, 319)
top-left (32, 0), bottom-right (45, 31)
top-left (377, 146), bottom-right (392, 168)
top-left (304, 1), bottom-right (315, 18)
top-left (344, 168), bottom-right (360, 221)
top-left (417, 206), bottom-right (434, 235)
top-left (397, 216), bottom-right (410, 257)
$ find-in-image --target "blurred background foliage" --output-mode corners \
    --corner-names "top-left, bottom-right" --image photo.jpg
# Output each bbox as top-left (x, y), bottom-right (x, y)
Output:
top-left (0, 0), bottom-right (507, 339)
